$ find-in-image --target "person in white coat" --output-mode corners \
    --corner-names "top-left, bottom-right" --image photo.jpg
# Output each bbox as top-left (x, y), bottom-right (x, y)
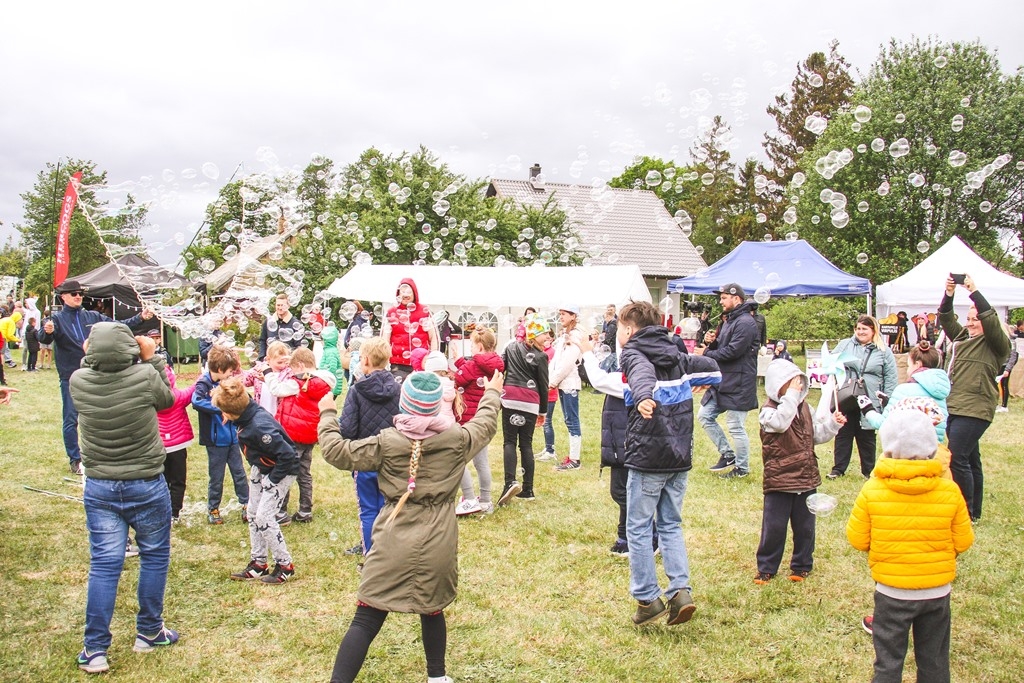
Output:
top-left (550, 306), bottom-right (585, 470)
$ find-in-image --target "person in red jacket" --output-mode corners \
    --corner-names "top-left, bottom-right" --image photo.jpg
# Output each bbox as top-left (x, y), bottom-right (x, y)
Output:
top-left (452, 327), bottom-right (505, 515)
top-left (381, 278), bottom-right (438, 380)
top-left (272, 348), bottom-right (336, 523)
top-left (158, 366), bottom-right (197, 523)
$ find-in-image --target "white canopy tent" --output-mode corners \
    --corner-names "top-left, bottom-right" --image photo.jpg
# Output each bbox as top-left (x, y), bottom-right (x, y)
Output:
top-left (876, 236), bottom-right (1024, 339)
top-left (327, 264), bottom-right (653, 348)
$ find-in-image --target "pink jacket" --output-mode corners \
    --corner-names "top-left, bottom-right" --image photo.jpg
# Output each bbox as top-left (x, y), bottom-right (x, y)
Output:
top-left (158, 367), bottom-right (196, 450)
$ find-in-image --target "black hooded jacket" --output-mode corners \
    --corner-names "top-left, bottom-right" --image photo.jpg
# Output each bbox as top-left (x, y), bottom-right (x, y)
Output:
top-left (701, 301), bottom-right (760, 411)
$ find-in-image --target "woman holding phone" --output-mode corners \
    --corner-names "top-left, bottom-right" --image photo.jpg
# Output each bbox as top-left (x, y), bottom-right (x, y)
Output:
top-left (937, 273), bottom-right (1011, 522)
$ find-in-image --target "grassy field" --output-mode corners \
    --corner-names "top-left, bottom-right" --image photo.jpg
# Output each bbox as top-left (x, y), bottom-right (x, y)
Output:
top-left (1, 363), bottom-right (1022, 682)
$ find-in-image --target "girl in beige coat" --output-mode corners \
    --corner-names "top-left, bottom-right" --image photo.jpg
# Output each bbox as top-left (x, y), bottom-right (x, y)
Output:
top-left (318, 370), bottom-right (503, 683)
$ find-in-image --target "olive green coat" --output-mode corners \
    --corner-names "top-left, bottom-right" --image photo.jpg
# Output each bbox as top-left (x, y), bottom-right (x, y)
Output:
top-left (318, 389), bottom-right (500, 614)
top-left (939, 305), bottom-right (1010, 422)
top-left (69, 322), bottom-right (174, 480)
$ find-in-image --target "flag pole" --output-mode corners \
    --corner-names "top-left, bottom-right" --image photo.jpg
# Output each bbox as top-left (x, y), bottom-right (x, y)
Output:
top-left (48, 158), bottom-right (62, 306)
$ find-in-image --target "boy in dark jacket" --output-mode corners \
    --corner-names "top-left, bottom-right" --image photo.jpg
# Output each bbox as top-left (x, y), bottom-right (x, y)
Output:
top-left (618, 302), bottom-right (721, 626)
top-left (754, 358), bottom-right (844, 585)
top-left (339, 337), bottom-right (401, 554)
top-left (25, 317), bottom-right (40, 371)
top-left (213, 377), bottom-right (300, 584)
top-left (190, 346), bottom-right (250, 524)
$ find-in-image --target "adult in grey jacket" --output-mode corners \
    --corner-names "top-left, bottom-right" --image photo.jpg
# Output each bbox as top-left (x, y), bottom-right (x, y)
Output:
top-left (827, 315), bottom-right (898, 479)
top-left (69, 322), bottom-right (178, 674)
top-left (695, 283), bottom-right (760, 478)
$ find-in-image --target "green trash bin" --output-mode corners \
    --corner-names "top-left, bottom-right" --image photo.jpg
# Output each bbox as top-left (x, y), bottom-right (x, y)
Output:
top-left (164, 325), bottom-right (200, 364)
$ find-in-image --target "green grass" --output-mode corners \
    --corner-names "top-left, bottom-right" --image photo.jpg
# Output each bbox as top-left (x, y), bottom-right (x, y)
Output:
top-left (1, 366), bottom-right (1022, 682)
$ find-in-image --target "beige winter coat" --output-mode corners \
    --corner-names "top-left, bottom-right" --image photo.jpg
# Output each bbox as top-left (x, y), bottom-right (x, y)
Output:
top-left (318, 389), bottom-right (500, 613)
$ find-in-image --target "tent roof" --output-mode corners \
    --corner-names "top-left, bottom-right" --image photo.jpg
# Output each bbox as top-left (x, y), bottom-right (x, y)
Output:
top-left (327, 264), bottom-right (652, 309)
top-left (74, 253), bottom-right (185, 299)
top-left (876, 236), bottom-right (1024, 311)
top-left (666, 240), bottom-right (871, 297)
top-left (204, 227), bottom-right (299, 294)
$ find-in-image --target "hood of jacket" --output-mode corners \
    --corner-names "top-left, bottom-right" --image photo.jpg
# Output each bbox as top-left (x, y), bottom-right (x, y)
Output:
top-left (724, 300), bottom-right (757, 322)
top-left (322, 324), bottom-right (340, 348)
top-left (627, 325), bottom-right (682, 370)
top-left (764, 357), bottom-right (809, 403)
top-left (233, 399), bottom-right (261, 428)
top-left (471, 351), bottom-right (504, 375)
top-left (398, 277), bottom-right (420, 304)
top-left (909, 367), bottom-right (951, 401)
top-left (357, 368), bottom-right (402, 403)
top-left (873, 457), bottom-right (944, 495)
top-left (81, 322), bottom-right (139, 372)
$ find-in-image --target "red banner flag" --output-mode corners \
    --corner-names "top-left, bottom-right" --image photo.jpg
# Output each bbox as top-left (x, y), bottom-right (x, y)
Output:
top-left (54, 171), bottom-right (83, 288)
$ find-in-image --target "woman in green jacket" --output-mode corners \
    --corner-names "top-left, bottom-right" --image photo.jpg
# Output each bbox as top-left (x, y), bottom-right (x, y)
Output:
top-left (938, 274), bottom-right (1011, 522)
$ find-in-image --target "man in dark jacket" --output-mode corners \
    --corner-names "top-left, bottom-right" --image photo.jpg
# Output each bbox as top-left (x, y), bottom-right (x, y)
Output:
top-left (258, 293), bottom-right (306, 360)
top-left (39, 279), bottom-right (153, 475)
top-left (695, 283), bottom-right (760, 478)
top-left (618, 301), bottom-right (721, 626)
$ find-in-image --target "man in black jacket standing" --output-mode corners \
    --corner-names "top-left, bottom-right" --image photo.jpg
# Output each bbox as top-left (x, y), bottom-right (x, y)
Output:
top-left (694, 283), bottom-right (760, 478)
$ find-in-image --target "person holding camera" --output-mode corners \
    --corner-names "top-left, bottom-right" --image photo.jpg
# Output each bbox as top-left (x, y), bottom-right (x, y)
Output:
top-left (826, 315), bottom-right (898, 480)
top-left (937, 274), bottom-right (1010, 522)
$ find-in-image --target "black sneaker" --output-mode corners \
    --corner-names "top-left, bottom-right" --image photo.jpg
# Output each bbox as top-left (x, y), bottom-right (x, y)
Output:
top-left (230, 560), bottom-right (269, 581)
top-left (826, 470), bottom-right (843, 480)
top-left (709, 455), bottom-right (735, 472)
top-left (259, 562), bottom-right (295, 584)
top-left (344, 544), bottom-right (364, 556)
top-left (292, 511), bottom-right (313, 523)
top-left (275, 511), bottom-right (292, 527)
top-left (610, 539), bottom-right (629, 556)
top-left (719, 468), bottom-right (749, 479)
top-left (516, 489), bottom-right (536, 501)
top-left (497, 481), bottom-right (522, 506)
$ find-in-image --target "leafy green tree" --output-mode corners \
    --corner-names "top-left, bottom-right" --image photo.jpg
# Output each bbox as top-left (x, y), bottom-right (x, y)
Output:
top-left (763, 296), bottom-right (864, 342)
top-left (791, 38), bottom-right (1024, 283)
top-left (0, 237), bottom-right (28, 281)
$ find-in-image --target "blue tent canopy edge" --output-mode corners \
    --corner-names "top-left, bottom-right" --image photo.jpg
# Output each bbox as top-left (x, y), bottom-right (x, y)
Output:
top-left (667, 240), bottom-right (871, 297)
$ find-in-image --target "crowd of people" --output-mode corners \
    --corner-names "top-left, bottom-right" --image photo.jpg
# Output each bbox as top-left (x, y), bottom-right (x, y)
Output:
top-left (3, 270), bottom-right (1017, 682)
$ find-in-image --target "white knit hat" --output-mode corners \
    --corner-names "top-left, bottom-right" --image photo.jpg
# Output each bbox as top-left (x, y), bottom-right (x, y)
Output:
top-left (879, 409), bottom-right (938, 460)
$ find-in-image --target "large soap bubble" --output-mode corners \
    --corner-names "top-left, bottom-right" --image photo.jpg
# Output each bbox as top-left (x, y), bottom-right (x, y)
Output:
top-left (806, 493), bottom-right (838, 516)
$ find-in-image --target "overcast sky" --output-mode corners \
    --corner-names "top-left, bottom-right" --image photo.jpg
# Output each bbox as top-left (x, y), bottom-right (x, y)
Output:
top-left (2, 0), bottom-right (1021, 265)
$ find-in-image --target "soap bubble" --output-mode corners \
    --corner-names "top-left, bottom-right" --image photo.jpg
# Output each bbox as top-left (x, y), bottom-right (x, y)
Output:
top-left (980, 201), bottom-right (993, 213)
top-left (951, 114), bottom-right (964, 132)
top-left (895, 113), bottom-right (906, 124)
top-left (753, 287), bottom-right (771, 304)
top-left (806, 493), bottom-right (838, 516)
top-left (804, 114), bottom-right (828, 136)
top-left (792, 172), bottom-right (806, 187)
top-left (917, 240), bottom-right (930, 253)
top-left (856, 252), bottom-right (869, 264)
top-left (831, 210), bottom-right (850, 228)
top-left (783, 207), bottom-right (797, 225)
top-left (888, 138), bottom-right (910, 159)
top-left (908, 173), bottom-right (926, 188)
top-left (853, 105), bottom-right (872, 123)
top-left (948, 150), bottom-right (967, 167)
top-left (808, 73), bottom-right (824, 88)
top-left (715, 236), bottom-right (724, 244)
top-left (701, 172), bottom-right (715, 186)
top-left (877, 182), bottom-right (890, 197)
top-left (201, 162), bottom-right (220, 180)
top-left (857, 201), bottom-right (869, 212)
top-left (934, 55), bottom-right (948, 68)
top-left (645, 170), bottom-right (663, 187)
top-left (659, 296), bottom-right (675, 314)
top-left (785, 231), bottom-right (799, 241)
top-left (871, 138), bottom-right (885, 153)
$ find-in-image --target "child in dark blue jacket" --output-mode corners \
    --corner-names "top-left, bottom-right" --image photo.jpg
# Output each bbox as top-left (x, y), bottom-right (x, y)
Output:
top-left (618, 301), bottom-right (721, 627)
top-left (190, 346), bottom-right (249, 524)
top-left (212, 376), bottom-right (300, 584)
top-left (338, 337), bottom-right (401, 555)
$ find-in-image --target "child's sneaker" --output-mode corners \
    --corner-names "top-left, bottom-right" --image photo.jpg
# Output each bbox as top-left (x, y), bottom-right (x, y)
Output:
top-left (292, 511), bottom-right (313, 523)
top-left (241, 504), bottom-right (248, 523)
top-left (259, 562), bottom-right (295, 584)
top-left (516, 489), bottom-right (536, 501)
top-left (455, 497), bottom-right (483, 516)
top-left (753, 572), bottom-right (774, 585)
top-left (230, 560), bottom-right (269, 581)
top-left (76, 649), bottom-right (109, 674)
top-left (497, 481), bottom-right (522, 506)
top-left (479, 501), bottom-right (495, 515)
top-left (535, 450), bottom-right (557, 462)
top-left (207, 509), bottom-right (223, 525)
top-left (133, 625), bottom-right (179, 652)
top-left (862, 615), bottom-right (874, 635)
top-left (632, 597), bottom-right (667, 625)
top-left (609, 539), bottom-right (629, 556)
top-left (789, 570), bottom-right (811, 582)
top-left (125, 540), bottom-right (140, 558)
top-left (666, 589), bottom-right (696, 625)
top-left (554, 458), bottom-right (581, 471)
top-left (275, 511), bottom-right (292, 527)
top-left (344, 544), bottom-right (364, 556)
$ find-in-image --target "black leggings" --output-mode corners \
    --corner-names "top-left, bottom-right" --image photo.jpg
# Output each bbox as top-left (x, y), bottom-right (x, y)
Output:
top-left (330, 605), bottom-right (446, 682)
top-left (502, 408), bottom-right (536, 491)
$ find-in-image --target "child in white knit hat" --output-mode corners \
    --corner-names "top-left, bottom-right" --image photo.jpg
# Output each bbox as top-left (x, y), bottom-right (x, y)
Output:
top-left (846, 408), bottom-right (974, 683)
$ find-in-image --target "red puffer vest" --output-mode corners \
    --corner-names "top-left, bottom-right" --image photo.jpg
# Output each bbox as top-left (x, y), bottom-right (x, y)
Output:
top-left (275, 373), bottom-right (333, 445)
top-left (386, 278), bottom-right (432, 366)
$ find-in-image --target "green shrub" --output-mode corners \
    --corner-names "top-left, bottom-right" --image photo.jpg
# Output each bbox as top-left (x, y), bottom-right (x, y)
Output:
top-left (763, 296), bottom-right (864, 342)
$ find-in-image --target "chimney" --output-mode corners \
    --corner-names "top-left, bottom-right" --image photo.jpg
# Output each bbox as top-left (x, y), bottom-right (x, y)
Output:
top-left (529, 163), bottom-right (541, 180)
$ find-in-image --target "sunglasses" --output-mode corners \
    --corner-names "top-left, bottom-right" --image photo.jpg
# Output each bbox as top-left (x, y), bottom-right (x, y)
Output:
top-left (65, 291), bottom-right (84, 297)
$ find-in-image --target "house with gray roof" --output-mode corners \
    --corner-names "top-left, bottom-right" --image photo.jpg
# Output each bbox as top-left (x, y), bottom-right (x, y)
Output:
top-left (486, 164), bottom-right (707, 310)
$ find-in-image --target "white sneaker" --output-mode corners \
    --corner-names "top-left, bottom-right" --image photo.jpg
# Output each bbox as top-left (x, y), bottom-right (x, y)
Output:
top-left (479, 501), bottom-right (495, 515)
top-left (455, 497), bottom-right (483, 516)
top-left (535, 451), bottom-right (557, 462)
top-left (995, 406), bottom-right (1009, 413)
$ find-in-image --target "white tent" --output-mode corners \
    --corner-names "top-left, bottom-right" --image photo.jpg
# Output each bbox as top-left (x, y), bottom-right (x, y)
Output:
top-left (876, 236), bottom-right (1024, 329)
top-left (327, 264), bottom-right (652, 348)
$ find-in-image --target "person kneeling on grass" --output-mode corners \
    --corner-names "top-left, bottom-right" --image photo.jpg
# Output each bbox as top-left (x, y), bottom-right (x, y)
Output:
top-left (847, 409), bottom-right (974, 682)
top-left (317, 370), bottom-right (503, 683)
top-left (69, 323), bottom-right (177, 675)
top-left (754, 358), bottom-right (845, 585)
top-left (212, 377), bottom-right (300, 584)
top-left (618, 302), bottom-right (721, 626)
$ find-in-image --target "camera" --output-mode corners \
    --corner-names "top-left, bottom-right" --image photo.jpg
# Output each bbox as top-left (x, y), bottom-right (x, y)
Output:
top-left (683, 300), bottom-right (709, 315)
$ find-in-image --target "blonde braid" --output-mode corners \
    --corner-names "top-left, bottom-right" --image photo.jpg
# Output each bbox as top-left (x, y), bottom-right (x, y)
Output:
top-left (385, 440), bottom-right (422, 527)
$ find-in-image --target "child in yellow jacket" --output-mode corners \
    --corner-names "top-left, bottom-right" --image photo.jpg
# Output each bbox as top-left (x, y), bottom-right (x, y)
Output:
top-left (847, 408), bottom-right (974, 683)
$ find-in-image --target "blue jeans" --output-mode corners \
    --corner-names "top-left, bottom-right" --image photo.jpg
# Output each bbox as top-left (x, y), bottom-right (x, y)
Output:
top-left (542, 399), bottom-right (558, 453)
top-left (60, 378), bottom-right (81, 464)
top-left (697, 393), bottom-right (750, 472)
top-left (626, 469), bottom-right (691, 602)
top-left (559, 389), bottom-right (581, 437)
top-left (206, 444), bottom-right (249, 510)
top-left (83, 476), bottom-right (171, 651)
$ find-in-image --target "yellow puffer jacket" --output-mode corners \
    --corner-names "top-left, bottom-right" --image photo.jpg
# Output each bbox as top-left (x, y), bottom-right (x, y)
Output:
top-left (846, 458), bottom-right (973, 589)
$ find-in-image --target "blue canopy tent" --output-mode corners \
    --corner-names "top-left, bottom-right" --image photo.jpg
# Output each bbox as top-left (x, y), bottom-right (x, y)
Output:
top-left (667, 240), bottom-right (871, 305)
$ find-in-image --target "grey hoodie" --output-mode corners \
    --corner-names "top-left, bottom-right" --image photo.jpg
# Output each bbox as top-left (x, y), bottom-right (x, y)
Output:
top-left (759, 358), bottom-right (842, 445)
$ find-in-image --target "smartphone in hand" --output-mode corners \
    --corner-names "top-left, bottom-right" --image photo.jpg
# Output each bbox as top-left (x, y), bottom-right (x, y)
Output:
top-left (950, 273), bottom-right (966, 285)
